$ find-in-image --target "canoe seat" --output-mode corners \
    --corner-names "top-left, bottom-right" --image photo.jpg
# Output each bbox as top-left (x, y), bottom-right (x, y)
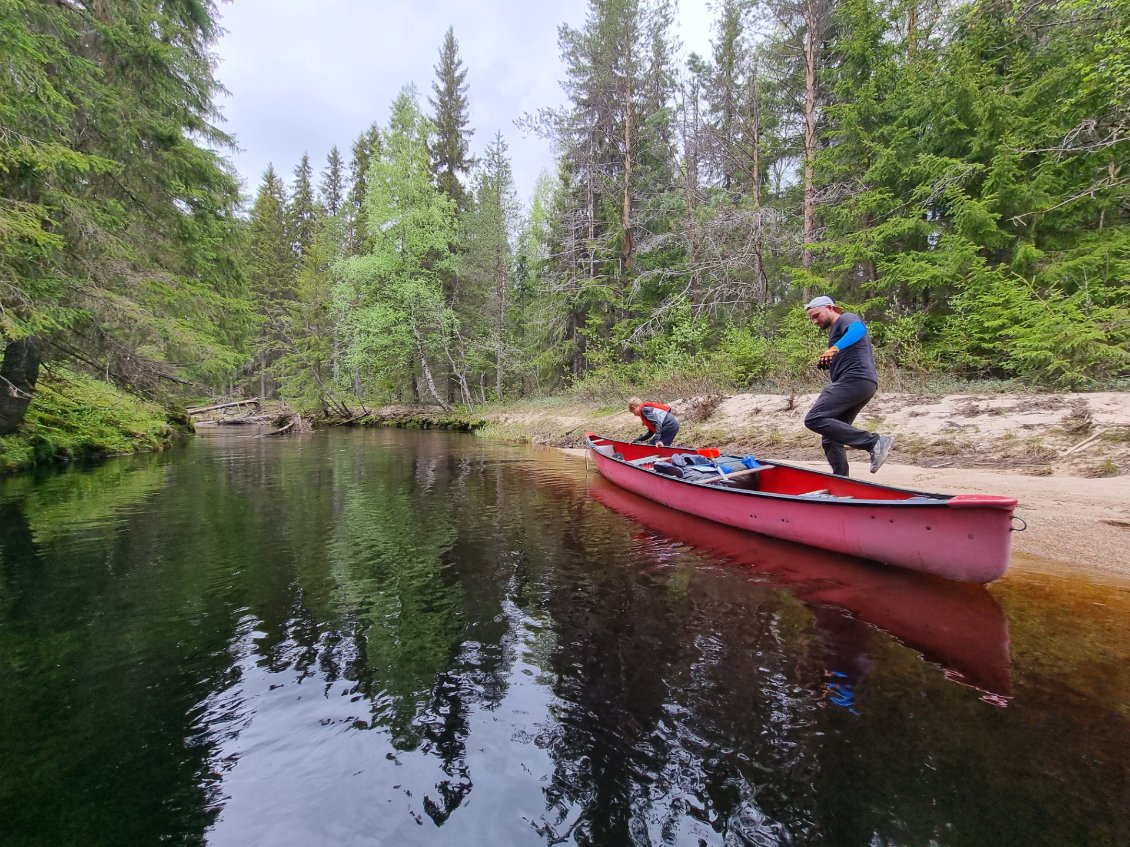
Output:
top-left (722, 466), bottom-right (772, 480)
top-left (800, 490), bottom-right (855, 499)
top-left (628, 455), bottom-right (663, 466)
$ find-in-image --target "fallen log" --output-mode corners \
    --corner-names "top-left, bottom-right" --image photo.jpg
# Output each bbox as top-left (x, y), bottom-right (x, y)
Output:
top-left (187, 398), bottom-right (262, 415)
top-left (261, 420), bottom-right (295, 436)
top-left (213, 414), bottom-right (272, 425)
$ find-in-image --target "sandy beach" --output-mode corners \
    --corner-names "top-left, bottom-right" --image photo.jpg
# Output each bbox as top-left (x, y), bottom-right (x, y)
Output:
top-left (492, 390), bottom-right (1130, 579)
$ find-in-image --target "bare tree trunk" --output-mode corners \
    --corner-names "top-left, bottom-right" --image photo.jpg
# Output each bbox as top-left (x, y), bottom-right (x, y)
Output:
top-left (749, 65), bottom-right (768, 302)
top-left (622, 64), bottom-right (634, 272)
top-left (495, 247), bottom-right (505, 399)
top-left (442, 328), bottom-right (474, 406)
top-left (908, 2), bottom-right (919, 57)
top-left (802, 0), bottom-right (819, 272)
top-left (587, 134), bottom-right (597, 282)
top-left (0, 338), bottom-right (40, 436)
top-left (682, 84), bottom-right (701, 302)
top-left (413, 328), bottom-right (449, 411)
top-left (332, 329), bottom-right (339, 385)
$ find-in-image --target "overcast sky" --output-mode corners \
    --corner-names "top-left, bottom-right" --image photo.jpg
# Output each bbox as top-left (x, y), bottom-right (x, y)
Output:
top-left (212, 0), bottom-right (715, 205)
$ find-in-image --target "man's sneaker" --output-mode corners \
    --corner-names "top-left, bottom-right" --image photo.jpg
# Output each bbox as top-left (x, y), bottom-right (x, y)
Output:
top-left (869, 434), bottom-right (894, 474)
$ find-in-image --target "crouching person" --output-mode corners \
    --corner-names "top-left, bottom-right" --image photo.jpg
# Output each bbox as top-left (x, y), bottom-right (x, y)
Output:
top-left (627, 397), bottom-right (680, 447)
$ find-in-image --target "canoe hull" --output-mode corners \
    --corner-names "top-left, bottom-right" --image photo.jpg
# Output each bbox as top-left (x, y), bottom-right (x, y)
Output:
top-left (586, 434), bottom-right (1016, 583)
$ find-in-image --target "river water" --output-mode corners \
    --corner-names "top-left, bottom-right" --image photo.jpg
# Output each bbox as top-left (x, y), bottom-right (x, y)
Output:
top-left (1, 428), bottom-right (1127, 846)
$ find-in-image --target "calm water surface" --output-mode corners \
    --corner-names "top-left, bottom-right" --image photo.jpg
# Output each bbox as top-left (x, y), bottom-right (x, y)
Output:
top-left (1, 428), bottom-right (1128, 846)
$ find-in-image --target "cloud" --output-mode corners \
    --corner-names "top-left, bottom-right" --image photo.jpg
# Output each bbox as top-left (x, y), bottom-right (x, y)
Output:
top-left (214, 0), bottom-right (713, 203)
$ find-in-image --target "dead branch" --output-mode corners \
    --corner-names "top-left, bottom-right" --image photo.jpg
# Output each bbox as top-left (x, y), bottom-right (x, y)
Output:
top-left (1061, 428), bottom-right (1108, 457)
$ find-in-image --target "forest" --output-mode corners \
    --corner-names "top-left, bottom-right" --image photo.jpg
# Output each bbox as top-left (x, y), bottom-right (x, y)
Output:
top-left (1, 0), bottom-right (1127, 463)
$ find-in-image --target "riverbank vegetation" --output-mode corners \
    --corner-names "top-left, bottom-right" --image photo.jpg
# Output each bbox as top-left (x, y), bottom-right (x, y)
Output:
top-left (0, 368), bottom-right (183, 472)
top-left (1, 0), bottom-right (1126, 471)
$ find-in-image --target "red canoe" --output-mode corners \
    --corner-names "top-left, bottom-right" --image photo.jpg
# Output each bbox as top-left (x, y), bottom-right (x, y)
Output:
top-left (585, 433), bottom-right (1019, 583)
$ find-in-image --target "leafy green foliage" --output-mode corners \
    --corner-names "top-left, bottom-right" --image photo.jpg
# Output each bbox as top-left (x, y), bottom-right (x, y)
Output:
top-left (338, 88), bottom-right (458, 406)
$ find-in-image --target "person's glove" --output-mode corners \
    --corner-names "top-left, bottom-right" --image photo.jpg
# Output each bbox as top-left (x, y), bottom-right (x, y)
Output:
top-left (817, 346), bottom-right (838, 369)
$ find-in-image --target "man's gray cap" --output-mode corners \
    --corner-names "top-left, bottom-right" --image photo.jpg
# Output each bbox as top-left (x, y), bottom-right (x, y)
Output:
top-left (804, 295), bottom-right (836, 310)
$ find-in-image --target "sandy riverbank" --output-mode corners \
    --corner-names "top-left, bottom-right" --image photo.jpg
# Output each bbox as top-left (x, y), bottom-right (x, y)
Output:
top-left (486, 391), bottom-right (1130, 578)
top-left (562, 449), bottom-right (1130, 578)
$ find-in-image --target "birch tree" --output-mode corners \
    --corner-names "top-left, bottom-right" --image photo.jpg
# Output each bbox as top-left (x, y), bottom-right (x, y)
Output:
top-left (339, 88), bottom-right (458, 407)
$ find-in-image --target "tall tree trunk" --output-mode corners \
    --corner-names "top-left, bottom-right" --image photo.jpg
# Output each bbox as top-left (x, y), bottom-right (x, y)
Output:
top-left (495, 248), bottom-right (505, 399)
top-left (802, 1), bottom-right (819, 271)
top-left (749, 67), bottom-right (768, 302)
top-left (0, 338), bottom-right (41, 435)
top-left (413, 328), bottom-right (449, 411)
top-left (907, 2), bottom-right (919, 57)
top-left (332, 329), bottom-right (339, 385)
top-left (622, 68), bottom-right (634, 272)
top-left (683, 90), bottom-right (701, 303)
top-left (587, 134), bottom-right (597, 282)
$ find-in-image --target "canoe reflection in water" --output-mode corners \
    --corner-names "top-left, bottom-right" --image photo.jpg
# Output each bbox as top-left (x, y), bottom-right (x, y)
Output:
top-left (587, 476), bottom-right (1012, 704)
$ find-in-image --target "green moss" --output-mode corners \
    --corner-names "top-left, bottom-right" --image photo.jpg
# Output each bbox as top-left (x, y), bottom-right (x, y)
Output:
top-left (0, 368), bottom-right (184, 473)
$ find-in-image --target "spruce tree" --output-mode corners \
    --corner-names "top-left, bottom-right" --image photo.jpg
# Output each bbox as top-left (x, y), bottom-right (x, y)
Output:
top-left (320, 146), bottom-right (346, 217)
top-left (462, 133), bottom-right (520, 399)
top-left (288, 153), bottom-right (320, 259)
top-left (347, 124), bottom-right (382, 254)
top-left (245, 166), bottom-right (293, 397)
top-left (547, 0), bottom-right (681, 374)
top-left (0, 0), bottom-right (251, 421)
top-left (428, 27), bottom-right (475, 211)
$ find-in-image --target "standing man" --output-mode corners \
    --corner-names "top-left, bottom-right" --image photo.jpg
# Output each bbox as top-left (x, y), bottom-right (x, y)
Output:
top-left (802, 296), bottom-right (894, 475)
top-left (627, 397), bottom-right (680, 447)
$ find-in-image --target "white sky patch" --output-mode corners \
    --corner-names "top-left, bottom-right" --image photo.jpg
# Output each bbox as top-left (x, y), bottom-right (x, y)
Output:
top-left (214, 0), bottom-right (715, 205)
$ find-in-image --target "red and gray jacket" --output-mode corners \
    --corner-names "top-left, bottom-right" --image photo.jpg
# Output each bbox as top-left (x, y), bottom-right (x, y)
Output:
top-left (636, 402), bottom-right (674, 434)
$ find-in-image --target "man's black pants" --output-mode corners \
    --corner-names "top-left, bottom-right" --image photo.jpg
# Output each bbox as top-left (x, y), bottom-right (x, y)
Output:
top-left (651, 416), bottom-right (680, 446)
top-left (804, 379), bottom-right (879, 476)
